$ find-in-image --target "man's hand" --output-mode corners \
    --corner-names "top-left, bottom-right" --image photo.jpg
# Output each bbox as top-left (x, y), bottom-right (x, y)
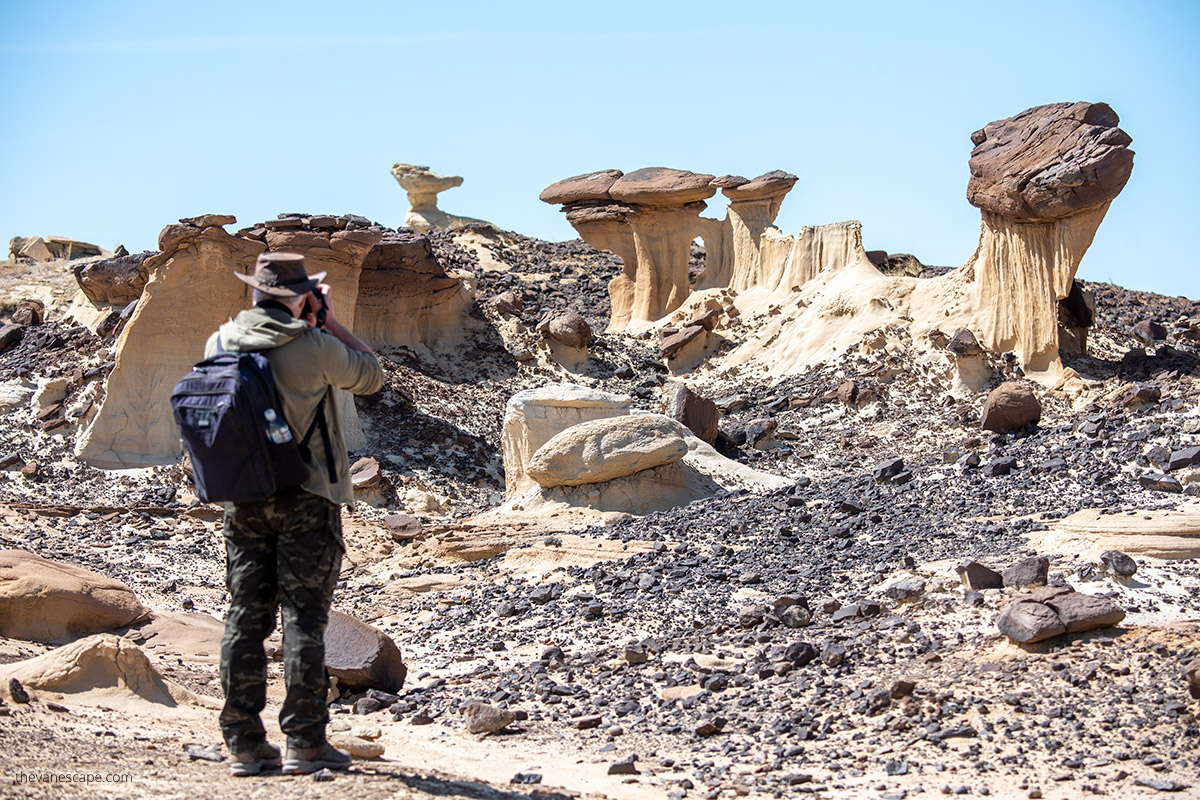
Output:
top-left (302, 285), bottom-right (335, 329)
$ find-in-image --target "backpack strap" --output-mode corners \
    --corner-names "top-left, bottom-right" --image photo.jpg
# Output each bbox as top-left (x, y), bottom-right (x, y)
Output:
top-left (297, 394), bottom-right (338, 485)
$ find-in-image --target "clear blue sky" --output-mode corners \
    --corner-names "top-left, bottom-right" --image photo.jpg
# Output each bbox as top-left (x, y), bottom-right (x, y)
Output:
top-left (2, 1), bottom-right (1197, 298)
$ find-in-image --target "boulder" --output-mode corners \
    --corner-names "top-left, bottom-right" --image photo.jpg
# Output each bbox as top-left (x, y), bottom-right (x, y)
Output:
top-left (525, 414), bottom-right (689, 488)
top-left (324, 610), bottom-right (407, 694)
top-left (660, 325), bottom-right (705, 359)
top-left (73, 252), bottom-right (154, 305)
top-left (461, 701), bottom-right (515, 735)
top-left (665, 381), bottom-right (718, 445)
top-left (1132, 319), bottom-right (1168, 342)
top-left (501, 384), bottom-right (633, 497)
top-left (1186, 659), bottom-right (1200, 700)
top-left (1002, 555), bottom-right (1049, 587)
top-left (955, 560), bottom-right (1003, 591)
top-left (11, 299), bottom-right (44, 327)
top-left (1100, 550), bottom-right (1137, 577)
top-left (967, 102), bottom-right (1133, 222)
top-left (946, 328), bottom-right (984, 356)
top-left (0, 550), bottom-right (147, 643)
top-left (997, 588), bottom-right (1125, 644)
top-left (980, 381), bottom-right (1041, 433)
top-left (996, 601), bottom-right (1066, 644)
top-left (540, 311), bottom-right (593, 349)
top-left (0, 325), bottom-right (21, 353)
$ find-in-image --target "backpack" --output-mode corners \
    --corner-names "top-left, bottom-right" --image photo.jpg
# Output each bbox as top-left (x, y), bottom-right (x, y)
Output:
top-left (171, 337), bottom-right (335, 503)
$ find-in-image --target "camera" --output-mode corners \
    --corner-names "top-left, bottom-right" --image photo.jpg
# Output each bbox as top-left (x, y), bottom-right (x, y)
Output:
top-left (301, 289), bottom-right (328, 328)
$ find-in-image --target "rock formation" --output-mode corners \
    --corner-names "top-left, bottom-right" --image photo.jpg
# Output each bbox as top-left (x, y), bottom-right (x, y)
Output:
top-left (964, 102), bottom-right (1133, 377)
top-left (0, 549), bottom-right (148, 643)
top-left (9, 235), bottom-right (102, 262)
top-left (543, 167), bottom-right (718, 331)
top-left (75, 213), bottom-right (475, 468)
top-left (1, 634), bottom-right (203, 708)
top-left (72, 251), bottom-right (154, 305)
top-left (705, 171), bottom-right (798, 292)
top-left (499, 383), bottom-right (788, 517)
top-left (390, 163), bottom-right (491, 233)
top-left (324, 609), bottom-right (407, 693)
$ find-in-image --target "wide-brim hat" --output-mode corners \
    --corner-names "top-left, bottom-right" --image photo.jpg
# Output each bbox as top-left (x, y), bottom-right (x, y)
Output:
top-left (234, 252), bottom-right (326, 297)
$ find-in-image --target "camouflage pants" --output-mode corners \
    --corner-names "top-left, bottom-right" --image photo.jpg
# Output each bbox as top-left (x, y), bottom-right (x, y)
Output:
top-left (219, 487), bottom-right (343, 753)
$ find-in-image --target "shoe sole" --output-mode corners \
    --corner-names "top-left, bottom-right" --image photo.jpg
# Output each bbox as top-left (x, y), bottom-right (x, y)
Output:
top-left (282, 758), bottom-right (350, 775)
top-left (230, 758), bottom-right (282, 777)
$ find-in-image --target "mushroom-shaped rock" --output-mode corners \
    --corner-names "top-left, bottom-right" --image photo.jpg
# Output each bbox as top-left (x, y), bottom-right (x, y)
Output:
top-left (609, 167), bottom-right (717, 206)
top-left (965, 102), bottom-right (1133, 378)
top-left (720, 170), bottom-right (798, 202)
top-left (525, 414), bottom-right (689, 487)
top-left (0, 550), bottom-right (148, 644)
top-left (390, 163), bottom-right (489, 233)
top-left (709, 171), bottom-right (798, 292)
top-left (967, 102), bottom-right (1133, 222)
top-left (540, 170), bottom-right (623, 205)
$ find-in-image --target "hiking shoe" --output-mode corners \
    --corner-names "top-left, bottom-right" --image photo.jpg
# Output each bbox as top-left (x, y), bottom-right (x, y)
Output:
top-left (282, 742), bottom-right (352, 775)
top-left (229, 741), bottom-right (282, 777)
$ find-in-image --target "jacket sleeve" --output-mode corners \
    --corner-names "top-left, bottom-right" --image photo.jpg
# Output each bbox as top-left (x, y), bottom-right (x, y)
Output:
top-left (314, 331), bottom-right (385, 395)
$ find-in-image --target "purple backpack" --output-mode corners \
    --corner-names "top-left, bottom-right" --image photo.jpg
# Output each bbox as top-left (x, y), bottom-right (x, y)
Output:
top-left (171, 342), bottom-right (333, 503)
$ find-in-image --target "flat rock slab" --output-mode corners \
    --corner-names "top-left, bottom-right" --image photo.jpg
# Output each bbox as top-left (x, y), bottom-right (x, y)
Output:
top-left (997, 589), bottom-right (1125, 644)
top-left (0, 549), bottom-right (148, 643)
top-left (1032, 502), bottom-right (1200, 559)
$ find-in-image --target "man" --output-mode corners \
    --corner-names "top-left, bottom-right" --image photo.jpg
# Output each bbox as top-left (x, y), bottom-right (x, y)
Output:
top-left (206, 251), bottom-right (384, 777)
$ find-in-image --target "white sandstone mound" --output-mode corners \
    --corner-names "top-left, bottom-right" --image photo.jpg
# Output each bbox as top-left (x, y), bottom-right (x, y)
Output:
top-left (498, 383), bottom-right (788, 520)
top-left (0, 634), bottom-right (212, 710)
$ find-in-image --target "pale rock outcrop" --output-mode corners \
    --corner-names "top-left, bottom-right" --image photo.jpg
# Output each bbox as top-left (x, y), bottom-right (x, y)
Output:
top-left (77, 213), bottom-right (476, 467)
top-left (0, 549), bottom-right (148, 643)
top-left (501, 384), bottom-right (633, 497)
top-left (9, 235), bottom-right (101, 262)
top-left (526, 414), bottom-right (689, 487)
top-left (965, 102), bottom-right (1133, 377)
top-left (0, 634), bottom-right (204, 707)
top-left (353, 229), bottom-right (474, 350)
top-left (390, 163), bottom-right (491, 233)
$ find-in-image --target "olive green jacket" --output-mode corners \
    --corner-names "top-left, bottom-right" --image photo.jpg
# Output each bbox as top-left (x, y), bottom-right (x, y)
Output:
top-left (204, 305), bottom-right (384, 505)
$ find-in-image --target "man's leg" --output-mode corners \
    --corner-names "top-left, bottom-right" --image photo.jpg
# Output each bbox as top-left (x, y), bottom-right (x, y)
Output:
top-left (274, 490), bottom-right (343, 748)
top-left (219, 502), bottom-right (279, 753)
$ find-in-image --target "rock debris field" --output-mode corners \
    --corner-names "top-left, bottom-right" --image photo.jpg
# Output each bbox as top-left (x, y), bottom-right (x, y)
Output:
top-left (0, 103), bottom-right (1198, 800)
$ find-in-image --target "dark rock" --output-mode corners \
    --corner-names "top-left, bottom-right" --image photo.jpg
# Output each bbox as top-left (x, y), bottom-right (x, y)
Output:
top-left (946, 328), bottom-right (983, 356)
top-left (955, 560), bottom-right (1003, 591)
top-left (1125, 383), bottom-right (1162, 406)
top-left (873, 457), bottom-right (905, 482)
top-left (821, 643), bottom-right (846, 667)
top-left (997, 601), bottom-right (1066, 644)
top-left (1132, 319), bottom-right (1168, 342)
top-left (540, 311), bottom-right (593, 349)
top-left (666, 382), bottom-right (718, 445)
top-left (1002, 556), bottom-right (1050, 587)
top-left (1186, 659), bottom-right (1200, 700)
top-left (659, 325), bottom-right (705, 359)
top-left (837, 380), bottom-right (858, 406)
top-left (8, 678), bottom-right (30, 704)
top-left (1042, 591), bottom-right (1125, 633)
top-left (983, 456), bottom-right (1018, 477)
top-left (882, 576), bottom-right (925, 601)
top-left (783, 642), bottom-right (818, 667)
top-left (0, 324), bottom-right (21, 353)
top-left (1167, 446), bottom-right (1200, 471)
top-left (462, 701), bottom-right (515, 735)
top-left (1100, 550), bottom-right (1137, 577)
top-left (967, 101), bottom-right (1133, 221)
top-left (1139, 473), bottom-right (1182, 493)
top-left (324, 610), bottom-right (407, 694)
top-left (694, 717), bottom-right (727, 736)
top-left (607, 757), bottom-right (639, 775)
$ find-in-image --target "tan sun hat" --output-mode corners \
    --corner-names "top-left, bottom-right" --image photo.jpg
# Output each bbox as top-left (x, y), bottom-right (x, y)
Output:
top-left (234, 252), bottom-right (327, 297)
